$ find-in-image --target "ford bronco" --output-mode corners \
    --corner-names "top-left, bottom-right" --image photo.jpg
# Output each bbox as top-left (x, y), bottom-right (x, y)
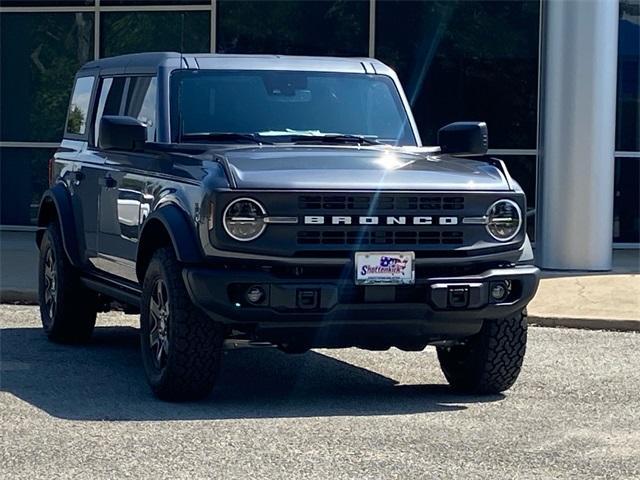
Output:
top-left (37, 53), bottom-right (539, 401)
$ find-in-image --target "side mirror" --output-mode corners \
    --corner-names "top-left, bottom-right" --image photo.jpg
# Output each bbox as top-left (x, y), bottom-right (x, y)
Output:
top-left (438, 121), bottom-right (488, 156)
top-left (99, 116), bottom-right (147, 151)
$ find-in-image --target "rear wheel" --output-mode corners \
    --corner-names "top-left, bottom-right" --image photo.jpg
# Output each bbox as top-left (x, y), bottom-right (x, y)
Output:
top-left (140, 247), bottom-right (224, 401)
top-left (38, 222), bottom-right (98, 343)
top-left (437, 310), bottom-right (528, 394)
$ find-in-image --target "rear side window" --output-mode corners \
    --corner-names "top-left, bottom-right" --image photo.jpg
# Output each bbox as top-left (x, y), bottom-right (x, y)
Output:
top-left (125, 77), bottom-right (157, 142)
top-left (66, 76), bottom-right (95, 136)
top-left (93, 77), bottom-right (126, 146)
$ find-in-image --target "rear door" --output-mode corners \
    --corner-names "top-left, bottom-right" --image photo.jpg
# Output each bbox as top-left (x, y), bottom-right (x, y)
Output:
top-left (95, 76), bottom-right (157, 282)
top-left (63, 74), bottom-right (100, 265)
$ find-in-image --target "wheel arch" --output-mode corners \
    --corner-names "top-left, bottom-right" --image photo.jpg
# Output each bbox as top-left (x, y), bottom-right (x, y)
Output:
top-left (136, 204), bottom-right (203, 283)
top-left (36, 184), bottom-right (83, 267)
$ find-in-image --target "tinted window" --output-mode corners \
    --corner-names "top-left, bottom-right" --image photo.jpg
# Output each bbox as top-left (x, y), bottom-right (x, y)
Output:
top-left (616, 0), bottom-right (639, 151)
top-left (93, 77), bottom-right (126, 145)
top-left (614, 157), bottom-right (640, 243)
top-left (102, 0), bottom-right (208, 4)
top-left (0, 1), bottom-right (93, 5)
top-left (375, 0), bottom-right (540, 148)
top-left (125, 77), bottom-right (157, 142)
top-left (172, 70), bottom-right (416, 145)
top-left (217, 0), bottom-right (369, 56)
top-left (66, 76), bottom-right (95, 136)
top-left (0, 147), bottom-right (55, 226)
top-left (0, 12), bottom-right (94, 142)
top-left (100, 11), bottom-right (210, 57)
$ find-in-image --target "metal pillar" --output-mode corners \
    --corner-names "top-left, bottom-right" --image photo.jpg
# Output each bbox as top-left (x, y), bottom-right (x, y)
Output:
top-left (536, 0), bottom-right (619, 270)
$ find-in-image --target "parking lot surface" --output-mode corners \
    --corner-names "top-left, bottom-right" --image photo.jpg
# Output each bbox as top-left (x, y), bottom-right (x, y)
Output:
top-left (1, 305), bottom-right (639, 479)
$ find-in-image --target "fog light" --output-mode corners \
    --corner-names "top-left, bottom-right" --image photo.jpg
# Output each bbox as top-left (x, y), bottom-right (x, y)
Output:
top-left (490, 281), bottom-right (509, 301)
top-left (246, 286), bottom-right (265, 304)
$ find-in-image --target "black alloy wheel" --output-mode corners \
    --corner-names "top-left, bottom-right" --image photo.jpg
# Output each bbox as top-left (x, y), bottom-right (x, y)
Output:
top-left (148, 278), bottom-right (170, 369)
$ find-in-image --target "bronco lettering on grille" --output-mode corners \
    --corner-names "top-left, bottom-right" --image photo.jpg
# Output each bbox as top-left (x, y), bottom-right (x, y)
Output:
top-left (302, 216), bottom-right (459, 225)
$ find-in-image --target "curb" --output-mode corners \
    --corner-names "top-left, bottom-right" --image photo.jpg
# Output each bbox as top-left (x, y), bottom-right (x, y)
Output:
top-left (528, 315), bottom-right (640, 333)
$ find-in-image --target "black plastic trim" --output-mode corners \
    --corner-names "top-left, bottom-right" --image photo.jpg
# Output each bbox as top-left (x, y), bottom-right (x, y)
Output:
top-left (138, 204), bottom-right (204, 265)
top-left (182, 264), bottom-right (540, 327)
top-left (36, 183), bottom-right (83, 267)
top-left (80, 275), bottom-right (141, 307)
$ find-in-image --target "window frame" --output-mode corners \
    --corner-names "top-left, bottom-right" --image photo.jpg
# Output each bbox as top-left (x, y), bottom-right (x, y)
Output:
top-left (123, 75), bottom-right (158, 143)
top-left (64, 73), bottom-right (98, 141)
top-left (89, 73), bottom-right (158, 149)
top-left (89, 74), bottom-right (129, 149)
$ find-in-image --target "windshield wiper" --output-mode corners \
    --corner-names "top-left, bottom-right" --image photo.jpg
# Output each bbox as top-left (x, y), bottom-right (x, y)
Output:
top-left (289, 134), bottom-right (381, 146)
top-left (181, 132), bottom-right (272, 145)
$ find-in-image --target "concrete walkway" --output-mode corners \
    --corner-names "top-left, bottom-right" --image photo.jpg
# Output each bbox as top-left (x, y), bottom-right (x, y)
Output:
top-left (0, 230), bottom-right (38, 303)
top-left (1, 230), bottom-right (639, 330)
top-left (528, 273), bottom-right (640, 331)
top-left (527, 249), bottom-right (640, 331)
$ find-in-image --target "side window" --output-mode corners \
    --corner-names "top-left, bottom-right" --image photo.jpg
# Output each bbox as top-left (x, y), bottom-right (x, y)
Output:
top-left (93, 77), bottom-right (126, 146)
top-left (66, 76), bottom-right (95, 136)
top-left (124, 77), bottom-right (157, 142)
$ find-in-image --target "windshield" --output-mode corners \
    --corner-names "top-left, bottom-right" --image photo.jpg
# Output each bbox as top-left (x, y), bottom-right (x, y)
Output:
top-left (170, 70), bottom-right (417, 146)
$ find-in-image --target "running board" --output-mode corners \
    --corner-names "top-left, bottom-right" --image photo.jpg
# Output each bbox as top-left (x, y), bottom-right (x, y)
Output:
top-left (80, 275), bottom-right (141, 307)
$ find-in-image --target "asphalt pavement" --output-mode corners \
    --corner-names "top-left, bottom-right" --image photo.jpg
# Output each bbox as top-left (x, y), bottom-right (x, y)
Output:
top-left (1, 306), bottom-right (639, 479)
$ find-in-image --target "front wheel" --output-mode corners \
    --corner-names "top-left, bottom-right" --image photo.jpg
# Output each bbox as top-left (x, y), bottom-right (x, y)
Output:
top-left (140, 247), bottom-right (224, 401)
top-left (437, 310), bottom-right (528, 394)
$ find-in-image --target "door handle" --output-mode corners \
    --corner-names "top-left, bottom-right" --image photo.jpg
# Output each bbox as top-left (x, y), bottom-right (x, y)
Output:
top-left (104, 175), bottom-right (117, 189)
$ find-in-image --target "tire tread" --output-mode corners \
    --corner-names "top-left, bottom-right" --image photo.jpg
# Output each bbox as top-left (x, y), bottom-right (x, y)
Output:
top-left (141, 247), bottom-right (223, 401)
top-left (437, 310), bottom-right (528, 394)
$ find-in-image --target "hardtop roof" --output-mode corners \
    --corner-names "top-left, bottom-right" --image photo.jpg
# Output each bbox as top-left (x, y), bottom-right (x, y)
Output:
top-left (79, 52), bottom-right (396, 76)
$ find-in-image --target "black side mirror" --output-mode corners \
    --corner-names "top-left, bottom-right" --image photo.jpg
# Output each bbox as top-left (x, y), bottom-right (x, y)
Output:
top-left (438, 122), bottom-right (488, 156)
top-left (99, 116), bottom-right (147, 151)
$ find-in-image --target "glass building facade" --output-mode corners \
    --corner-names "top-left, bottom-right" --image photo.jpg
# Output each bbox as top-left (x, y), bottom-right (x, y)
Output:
top-left (0, 0), bottom-right (638, 243)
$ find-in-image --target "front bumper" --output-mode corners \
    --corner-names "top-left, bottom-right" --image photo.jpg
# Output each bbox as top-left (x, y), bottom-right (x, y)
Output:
top-left (183, 264), bottom-right (540, 338)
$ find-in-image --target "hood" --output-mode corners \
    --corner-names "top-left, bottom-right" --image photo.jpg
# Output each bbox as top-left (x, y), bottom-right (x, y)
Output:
top-left (221, 146), bottom-right (509, 191)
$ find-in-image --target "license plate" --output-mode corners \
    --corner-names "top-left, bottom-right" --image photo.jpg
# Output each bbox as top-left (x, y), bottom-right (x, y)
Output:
top-left (355, 252), bottom-right (415, 285)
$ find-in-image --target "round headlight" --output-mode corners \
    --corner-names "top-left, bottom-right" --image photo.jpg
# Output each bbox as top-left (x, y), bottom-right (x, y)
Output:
top-left (223, 198), bottom-right (267, 242)
top-left (485, 199), bottom-right (522, 242)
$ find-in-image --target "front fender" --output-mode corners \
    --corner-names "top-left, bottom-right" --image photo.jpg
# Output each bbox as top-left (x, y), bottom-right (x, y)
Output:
top-left (136, 204), bottom-right (204, 281)
top-left (36, 183), bottom-right (83, 267)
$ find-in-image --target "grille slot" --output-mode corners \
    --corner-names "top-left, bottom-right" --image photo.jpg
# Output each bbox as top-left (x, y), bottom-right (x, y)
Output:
top-left (297, 230), bottom-right (464, 246)
top-left (298, 195), bottom-right (464, 211)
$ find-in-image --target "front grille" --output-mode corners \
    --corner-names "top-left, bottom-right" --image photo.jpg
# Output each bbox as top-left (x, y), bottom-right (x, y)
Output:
top-left (298, 195), bottom-right (464, 211)
top-left (214, 191), bottom-right (519, 258)
top-left (297, 230), bottom-right (464, 246)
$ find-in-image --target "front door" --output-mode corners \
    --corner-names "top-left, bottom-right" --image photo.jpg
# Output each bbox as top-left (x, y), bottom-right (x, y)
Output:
top-left (96, 160), bottom-right (147, 282)
top-left (94, 75), bottom-right (157, 282)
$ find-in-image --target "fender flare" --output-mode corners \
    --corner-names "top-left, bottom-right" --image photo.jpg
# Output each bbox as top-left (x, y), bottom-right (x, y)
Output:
top-left (136, 204), bottom-right (203, 281)
top-left (36, 183), bottom-right (83, 267)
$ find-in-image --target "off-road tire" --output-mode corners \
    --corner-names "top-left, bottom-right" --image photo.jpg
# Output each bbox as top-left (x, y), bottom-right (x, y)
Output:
top-left (38, 222), bottom-right (98, 343)
top-left (140, 247), bottom-right (224, 401)
top-left (437, 310), bottom-right (528, 394)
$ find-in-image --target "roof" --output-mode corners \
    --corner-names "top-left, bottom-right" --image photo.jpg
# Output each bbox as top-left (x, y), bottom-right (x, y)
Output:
top-left (79, 52), bottom-right (396, 76)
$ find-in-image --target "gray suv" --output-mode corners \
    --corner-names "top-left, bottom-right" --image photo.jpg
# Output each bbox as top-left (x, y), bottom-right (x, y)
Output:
top-left (37, 53), bottom-right (539, 401)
